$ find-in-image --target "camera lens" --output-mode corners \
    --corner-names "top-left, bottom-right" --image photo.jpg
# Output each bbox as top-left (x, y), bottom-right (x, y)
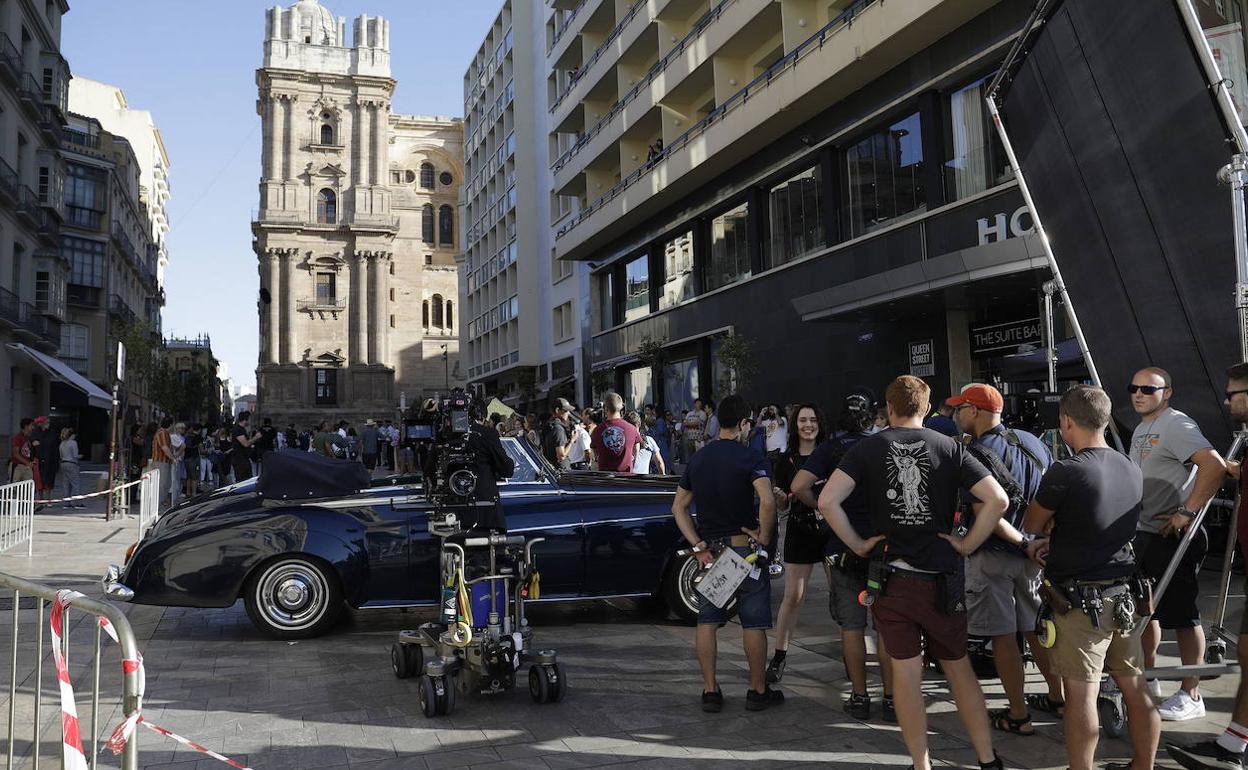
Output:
top-left (449, 469), bottom-right (478, 497)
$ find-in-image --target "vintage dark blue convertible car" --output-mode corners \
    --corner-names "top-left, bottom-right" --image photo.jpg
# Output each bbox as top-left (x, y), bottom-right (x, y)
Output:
top-left (105, 437), bottom-right (710, 638)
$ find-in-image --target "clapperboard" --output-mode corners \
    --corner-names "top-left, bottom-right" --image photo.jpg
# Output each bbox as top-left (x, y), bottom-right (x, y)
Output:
top-left (695, 547), bottom-right (753, 608)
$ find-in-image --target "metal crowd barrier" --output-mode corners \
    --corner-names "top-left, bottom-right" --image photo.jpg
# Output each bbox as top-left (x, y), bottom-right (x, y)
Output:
top-left (0, 572), bottom-right (140, 770)
top-left (0, 481), bottom-right (34, 557)
top-left (135, 470), bottom-right (160, 543)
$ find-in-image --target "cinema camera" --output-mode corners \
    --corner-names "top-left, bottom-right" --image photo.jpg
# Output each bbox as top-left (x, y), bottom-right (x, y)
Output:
top-left (392, 389), bottom-right (565, 717)
top-left (404, 389), bottom-right (493, 536)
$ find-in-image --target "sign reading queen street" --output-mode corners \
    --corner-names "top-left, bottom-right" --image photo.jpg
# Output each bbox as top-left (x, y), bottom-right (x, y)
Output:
top-left (969, 317), bottom-right (1044, 359)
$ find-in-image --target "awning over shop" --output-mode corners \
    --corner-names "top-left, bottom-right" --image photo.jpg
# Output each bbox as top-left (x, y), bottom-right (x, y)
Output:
top-left (7, 343), bottom-right (111, 410)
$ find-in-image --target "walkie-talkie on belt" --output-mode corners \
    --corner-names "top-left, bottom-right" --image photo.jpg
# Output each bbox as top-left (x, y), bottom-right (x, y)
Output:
top-left (858, 542), bottom-right (889, 607)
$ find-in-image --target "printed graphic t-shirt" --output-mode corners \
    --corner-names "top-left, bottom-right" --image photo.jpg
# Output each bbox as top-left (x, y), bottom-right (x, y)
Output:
top-left (836, 426), bottom-right (989, 573)
top-left (1129, 407), bottom-right (1213, 530)
top-left (591, 417), bottom-right (640, 472)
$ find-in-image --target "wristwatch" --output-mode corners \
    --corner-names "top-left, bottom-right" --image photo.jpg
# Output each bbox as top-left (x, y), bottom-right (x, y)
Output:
top-left (1176, 507), bottom-right (1197, 520)
top-left (1019, 532), bottom-right (1038, 547)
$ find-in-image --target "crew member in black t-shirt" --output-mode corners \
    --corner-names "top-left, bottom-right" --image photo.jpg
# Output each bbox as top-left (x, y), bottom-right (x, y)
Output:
top-left (230, 411), bottom-right (258, 483)
top-left (790, 393), bottom-right (894, 721)
top-left (256, 418), bottom-right (277, 464)
top-left (1021, 385), bottom-right (1158, 770)
top-left (820, 375), bottom-right (1008, 770)
top-left (671, 394), bottom-right (780, 713)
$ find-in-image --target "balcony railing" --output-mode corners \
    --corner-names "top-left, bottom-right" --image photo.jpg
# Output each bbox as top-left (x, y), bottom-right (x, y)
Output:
top-left (108, 294), bottom-right (136, 324)
top-left (550, 0), bottom-right (647, 114)
top-left (0, 155), bottom-right (18, 203)
top-left (15, 185), bottom-right (54, 235)
top-left (165, 334), bottom-right (211, 350)
top-left (15, 71), bottom-right (41, 109)
top-left (0, 33), bottom-right (20, 84)
top-left (16, 299), bottom-right (59, 346)
top-left (553, 0), bottom-right (734, 173)
top-left (62, 128), bottom-right (100, 151)
top-left (550, 0), bottom-right (588, 50)
top-left (557, 0), bottom-right (877, 243)
top-left (0, 284), bottom-right (20, 329)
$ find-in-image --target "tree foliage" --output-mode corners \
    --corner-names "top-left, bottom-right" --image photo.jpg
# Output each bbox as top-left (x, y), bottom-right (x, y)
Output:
top-left (716, 333), bottom-right (757, 396)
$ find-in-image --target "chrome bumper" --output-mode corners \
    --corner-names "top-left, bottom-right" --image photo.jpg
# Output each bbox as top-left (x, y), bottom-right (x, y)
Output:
top-left (102, 564), bottom-right (134, 602)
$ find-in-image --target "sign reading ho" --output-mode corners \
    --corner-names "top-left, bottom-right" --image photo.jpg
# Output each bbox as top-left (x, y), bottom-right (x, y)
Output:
top-left (977, 205), bottom-right (1036, 245)
top-left (909, 339), bottom-right (935, 378)
top-left (969, 317), bottom-right (1044, 359)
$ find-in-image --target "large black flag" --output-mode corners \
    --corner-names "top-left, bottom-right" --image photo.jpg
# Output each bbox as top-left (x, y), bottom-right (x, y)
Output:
top-left (995, 0), bottom-right (1240, 447)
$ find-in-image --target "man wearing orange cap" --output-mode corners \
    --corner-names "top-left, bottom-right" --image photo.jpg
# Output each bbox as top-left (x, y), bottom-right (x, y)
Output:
top-left (950, 383), bottom-right (1062, 735)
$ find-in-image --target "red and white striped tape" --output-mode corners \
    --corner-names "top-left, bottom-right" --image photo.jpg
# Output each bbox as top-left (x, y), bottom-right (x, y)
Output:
top-left (50, 590), bottom-right (253, 770)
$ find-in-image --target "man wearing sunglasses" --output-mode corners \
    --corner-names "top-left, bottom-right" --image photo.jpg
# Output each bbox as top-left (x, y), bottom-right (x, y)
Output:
top-left (1168, 362), bottom-right (1248, 770)
top-left (1128, 367), bottom-right (1228, 721)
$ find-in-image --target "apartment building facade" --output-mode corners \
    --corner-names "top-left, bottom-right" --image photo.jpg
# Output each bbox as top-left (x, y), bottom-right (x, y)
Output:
top-left (461, 0), bottom-right (588, 412)
top-left (59, 111), bottom-right (162, 451)
top-left (545, 0), bottom-right (1088, 412)
top-left (0, 0), bottom-right (70, 452)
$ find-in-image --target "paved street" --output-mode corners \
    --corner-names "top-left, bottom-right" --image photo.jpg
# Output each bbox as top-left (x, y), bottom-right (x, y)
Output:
top-left (0, 493), bottom-right (1241, 769)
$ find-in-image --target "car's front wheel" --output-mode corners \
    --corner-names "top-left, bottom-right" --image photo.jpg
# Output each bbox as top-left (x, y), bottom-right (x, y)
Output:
top-left (244, 555), bottom-right (343, 639)
top-left (662, 552), bottom-right (738, 624)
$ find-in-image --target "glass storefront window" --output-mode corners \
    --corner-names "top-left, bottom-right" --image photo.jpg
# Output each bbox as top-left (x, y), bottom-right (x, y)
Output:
top-left (596, 271), bottom-right (614, 331)
top-left (625, 366), bottom-right (653, 412)
top-left (845, 111), bottom-right (926, 237)
top-left (660, 228), bottom-right (695, 309)
top-left (623, 254), bottom-right (650, 322)
top-left (944, 77), bottom-right (1010, 201)
top-left (767, 166), bottom-right (824, 268)
top-left (663, 359), bottom-right (699, 414)
top-left (705, 202), bottom-right (750, 293)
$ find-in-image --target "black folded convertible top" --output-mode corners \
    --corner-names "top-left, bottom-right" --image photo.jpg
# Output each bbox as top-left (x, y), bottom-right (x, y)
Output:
top-left (256, 449), bottom-right (370, 500)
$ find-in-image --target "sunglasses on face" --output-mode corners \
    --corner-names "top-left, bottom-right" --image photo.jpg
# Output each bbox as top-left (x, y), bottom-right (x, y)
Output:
top-left (1127, 384), bottom-right (1168, 395)
top-left (1228, 389), bottom-right (1248, 401)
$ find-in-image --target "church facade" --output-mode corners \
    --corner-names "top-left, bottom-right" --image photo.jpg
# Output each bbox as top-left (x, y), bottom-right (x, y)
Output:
top-left (254, 0), bottom-right (463, 428)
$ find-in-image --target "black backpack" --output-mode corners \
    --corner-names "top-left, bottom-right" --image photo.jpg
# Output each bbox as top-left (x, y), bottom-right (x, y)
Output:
top-left (965, 440), bottom-right (1027, 527)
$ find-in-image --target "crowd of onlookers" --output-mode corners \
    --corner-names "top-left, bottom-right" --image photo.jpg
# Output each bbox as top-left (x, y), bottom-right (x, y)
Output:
top-left (5, 415), bottom-right (84, 507)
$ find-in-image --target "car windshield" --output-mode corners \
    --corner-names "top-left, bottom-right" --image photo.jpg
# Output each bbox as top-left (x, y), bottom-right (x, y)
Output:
top-left (500, 436), bottom-right (547, 483)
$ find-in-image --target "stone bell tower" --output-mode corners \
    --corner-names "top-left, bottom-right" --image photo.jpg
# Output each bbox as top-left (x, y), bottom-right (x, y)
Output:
top-left (253, 0), bottom-right (398, 426)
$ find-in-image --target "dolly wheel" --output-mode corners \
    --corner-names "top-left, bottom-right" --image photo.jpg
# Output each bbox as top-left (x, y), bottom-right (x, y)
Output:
top-left (529, 664), bottom-right (550, 704)
top-left (418, 675), bottom-right (439, 718)
top-left (391, 643), bottom-right (422, 679)
top-left (1098, 695), bottom-right (1126, 738)
top-left (547, 664), bottom-right (567, 703)
top-left (1207, 642), bottom-right (1227, 666)
top-left (438, 674), bottom-right (456, 716)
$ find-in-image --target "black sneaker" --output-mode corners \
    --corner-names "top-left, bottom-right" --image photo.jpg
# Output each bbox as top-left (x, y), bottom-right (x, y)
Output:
top-left (1168, 740), bottom-right (1246, 770)
top-left (881, 695), bottom-right (897, 724)
top-left (844, 692), bottom-right (872, 719)
top-left (765, 654), bottom-right (786, 684)
top-left (701, 689), bottom-right (723, 713)
top-left (979, 752), bottom-right (1003, 770)
top-left (745, 687), bottom-right (784, 711)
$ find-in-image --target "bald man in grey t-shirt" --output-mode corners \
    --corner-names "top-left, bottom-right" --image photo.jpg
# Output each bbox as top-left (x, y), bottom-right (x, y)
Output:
top-left (1127, 367), bottom-right (1227, 721)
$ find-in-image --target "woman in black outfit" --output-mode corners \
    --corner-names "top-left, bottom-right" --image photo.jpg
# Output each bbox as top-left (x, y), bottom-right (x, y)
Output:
top-left (765, 403), bottom-right (828, 682)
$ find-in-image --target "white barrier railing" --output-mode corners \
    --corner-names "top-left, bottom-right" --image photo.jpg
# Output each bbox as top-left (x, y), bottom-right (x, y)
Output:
top-left (0, 479), bottom-right (34, 555)
top-left (137, 468), bottom-right (160, 542)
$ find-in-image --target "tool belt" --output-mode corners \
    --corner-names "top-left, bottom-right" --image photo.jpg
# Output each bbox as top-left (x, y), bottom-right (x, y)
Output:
top-left (707, 534), bottom-right (752, 548)
top-left (825, 550), bottom-right (867, 576)
top-left (1045, 578), bottom-right (1138, 634)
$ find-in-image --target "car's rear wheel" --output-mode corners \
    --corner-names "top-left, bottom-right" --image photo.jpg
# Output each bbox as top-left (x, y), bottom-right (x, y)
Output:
top-left (662, 551), bottom-right (738, 625)
top-left (244, 555), bottom-right (343, 639)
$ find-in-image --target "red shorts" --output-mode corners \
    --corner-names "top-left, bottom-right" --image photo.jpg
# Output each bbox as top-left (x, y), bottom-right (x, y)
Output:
top-left (871, 571), bottom-right (967, 661)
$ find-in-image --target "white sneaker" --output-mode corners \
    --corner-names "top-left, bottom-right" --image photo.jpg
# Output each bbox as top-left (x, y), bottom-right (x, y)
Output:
top-left (1157, 689), bottom-right (1206, 721)
top-left (1147, 678), bottom-right (1163, 698)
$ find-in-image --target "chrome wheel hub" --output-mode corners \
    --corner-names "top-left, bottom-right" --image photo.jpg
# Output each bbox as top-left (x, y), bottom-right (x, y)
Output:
top-left (256, 560), bottom-right (328, 630)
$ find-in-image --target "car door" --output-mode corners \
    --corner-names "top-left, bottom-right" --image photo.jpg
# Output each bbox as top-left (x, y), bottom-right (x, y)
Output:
top-left (340, 490), bottom-right (415, 605)
top-left (496, 438), bottom-right (584, 597)
top-left (575, 477), bottom-right (681, 596)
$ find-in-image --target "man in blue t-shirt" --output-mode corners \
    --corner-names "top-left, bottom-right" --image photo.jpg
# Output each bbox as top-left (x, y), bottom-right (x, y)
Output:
top-left (950, 383), bottom-right (1060, 736)
top-left (672, 394), bottom-right (780, 713)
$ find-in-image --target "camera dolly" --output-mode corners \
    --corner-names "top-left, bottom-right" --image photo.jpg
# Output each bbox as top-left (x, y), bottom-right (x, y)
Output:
top-left (390, 528), bottom-right (565, 717)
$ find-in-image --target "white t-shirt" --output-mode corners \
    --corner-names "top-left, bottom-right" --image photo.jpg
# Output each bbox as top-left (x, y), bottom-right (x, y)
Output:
top-left (763, 418), bottom-right (787, 453)
top-left (566, 424), bottom-right (592, 464)
top-left (631, 435), bottom-right (661, 474)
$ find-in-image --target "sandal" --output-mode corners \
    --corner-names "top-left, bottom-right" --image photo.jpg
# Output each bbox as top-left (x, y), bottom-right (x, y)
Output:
top-left (990, 708), bottom-right (1036, 736)
top-left (1026, 692), bottom-right (1066, 718)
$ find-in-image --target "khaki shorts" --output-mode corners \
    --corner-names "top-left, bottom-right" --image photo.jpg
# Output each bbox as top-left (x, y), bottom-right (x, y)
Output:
top-left (966, 550), bottom-right (1042, 637)
top-left (1050, 593), bottom-right (1143, 682)
top-left (8, 464), bottom-right (32, 483)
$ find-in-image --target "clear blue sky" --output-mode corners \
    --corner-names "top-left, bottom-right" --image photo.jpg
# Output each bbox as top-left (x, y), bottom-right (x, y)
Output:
top-left (62, 0), bottom-right (501, 392)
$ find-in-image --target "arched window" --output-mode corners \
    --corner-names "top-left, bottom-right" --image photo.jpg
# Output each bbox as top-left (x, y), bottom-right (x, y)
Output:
top-left (421, 204), bottom-right (434, 243)
top-left (432, 294), bottom-right (444, 327)
top-left (420, 162), bottom-right (434, 189)
top-left (446, 300), bottom-right (453, 328)
top-left (316, 188), bottom-right (336, 224)
top-left (439, 205), bottom-right (454, 247)
top-left (422, 300), bottom-right (429, 327)
top-left (320, 123), bottom-right (334, 145)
